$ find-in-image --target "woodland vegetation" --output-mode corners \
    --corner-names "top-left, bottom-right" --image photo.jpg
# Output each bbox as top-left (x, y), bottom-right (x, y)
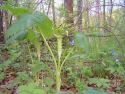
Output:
top-left (0, 0), bottom-right (125, 94)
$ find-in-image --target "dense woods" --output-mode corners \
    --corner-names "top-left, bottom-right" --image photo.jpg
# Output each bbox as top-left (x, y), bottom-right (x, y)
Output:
top-left (0, 0), bottom-right (125, 94)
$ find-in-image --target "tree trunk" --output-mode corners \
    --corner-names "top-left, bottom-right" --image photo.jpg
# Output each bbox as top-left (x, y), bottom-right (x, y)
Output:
top-left (109, 0), bottom-right (113, 31)
top-left (0, 1), bottom-right (4, 43)
top-left (96, 0), bottom-right (100, 28)
top-left (64, 0), bottom-right (74, 27)
top-left (77, 0), bottom-right (83, 32)
top-left (103, 0), bottom-right (106, 32)
top-left (3, 11), bottom-right (9, 32)
top-left (52, 0), bottom-right (56, 26)
top-left (124, 0), bottom-right (125, 6)
top-left (84, 0), bottom-right (90, 32)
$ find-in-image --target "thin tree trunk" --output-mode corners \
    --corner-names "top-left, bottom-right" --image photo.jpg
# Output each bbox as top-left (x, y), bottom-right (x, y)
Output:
top-left (77, 0), bottom-right (83, 32)
top-left (96, 0), bottom-right (100, 28)
top-left (0, 1), bottom-right (4, 43)
top-left (3, 11), bottom-right (9, 32)
top-left (52, 0), bottom-right (56, 26)
top-left (109, 0), bottom-right (113, 17)
top-left (124, 0), bottom-right (125, 6)
top-left (47, 0), bottom-right (52, 15)
top-left (86, 0), bottom-right (90, 32)
top-left (84, 0), bottom-right (90, 32)
top-left (64, 0), bottom-right (74, 27)
top-left (109, 0), bottom-right (113, 31)
top-left (103, 0), bottom-right (106, 32)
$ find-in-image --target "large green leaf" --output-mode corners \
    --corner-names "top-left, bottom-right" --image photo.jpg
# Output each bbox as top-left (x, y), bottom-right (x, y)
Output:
top-left (27, 30), bottom-right (39, 44)
top-left (32, 12), bottom-right (53, 38)
top-left (27, 30), bottom-right (41, 56)
top-left (5, 14), bottom-right (32, 44)
top-left (6, 12), bottom-right (53, 44)
top-left (75, 32), bottom-right (89, 51)
top-left (0, 5), bottom-right (30, 16)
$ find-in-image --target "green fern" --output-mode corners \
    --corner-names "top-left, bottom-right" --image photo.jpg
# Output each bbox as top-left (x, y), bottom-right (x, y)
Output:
top-left (19, 82), bottom-right (45, 94)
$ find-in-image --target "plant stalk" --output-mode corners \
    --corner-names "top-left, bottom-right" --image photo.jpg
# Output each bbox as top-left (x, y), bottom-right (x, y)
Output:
top-left (56, 68), bottom-right (61, 92)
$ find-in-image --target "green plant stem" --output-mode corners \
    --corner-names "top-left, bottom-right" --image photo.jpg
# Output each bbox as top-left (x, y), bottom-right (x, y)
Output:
top-left (56, 67), bottom-right (61, 92)
top-left (40, 33), bottom-right (74, 92)
top-left (27, 43), bottom-right (39, 85)
top-left (41, 33), bottom-right (61, 92)
top-left (40, 33), bottom-right (57, 70)
top-left (28, 42), bottom-right (42, 86)
top-left (60, 48), bottom-right (74, 71)
top-left (27, 43), bottom-right (34, 64)
top-left (56, 48), bottom-right (74, 92)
